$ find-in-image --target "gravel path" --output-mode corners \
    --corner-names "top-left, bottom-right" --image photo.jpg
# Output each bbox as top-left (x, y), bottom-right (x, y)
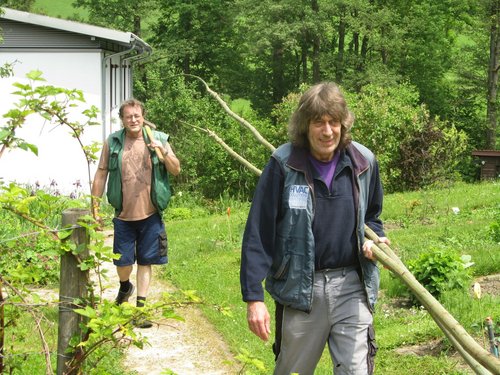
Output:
top-left (100, 231), bottom-right (240, 374)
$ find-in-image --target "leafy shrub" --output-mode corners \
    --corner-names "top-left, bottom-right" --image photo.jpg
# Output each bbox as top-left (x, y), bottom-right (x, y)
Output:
top-left (406, 248), bottom-right (471, 305)
top-left (0, 182), bottom-right (87, 286)
top-left (347, 83), bottom-right (468, 192)
top-left (166, 207), bottom-right (193, 221)
top-left (0, 235), bottom-right (60, 285)
top-left (135, 63), bottom-right (271, 200)
top-left (396, 118), bottom-right (467, 191)
top-left (489, 207), bottom-right (500, 243)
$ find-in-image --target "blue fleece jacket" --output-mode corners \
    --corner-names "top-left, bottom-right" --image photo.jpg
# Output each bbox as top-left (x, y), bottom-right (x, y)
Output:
top-left (240, 142), bottom-right (385, 312)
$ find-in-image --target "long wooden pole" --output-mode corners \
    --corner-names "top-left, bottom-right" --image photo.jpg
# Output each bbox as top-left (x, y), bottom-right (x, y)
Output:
top-left (365, 226), bottom-right (500, 375)
top-left (143, 120), bottom-right (165, 162)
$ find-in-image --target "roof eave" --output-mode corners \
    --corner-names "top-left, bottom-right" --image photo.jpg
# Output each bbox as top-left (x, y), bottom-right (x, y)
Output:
top-left (1, 7), bottom-right (143, 47)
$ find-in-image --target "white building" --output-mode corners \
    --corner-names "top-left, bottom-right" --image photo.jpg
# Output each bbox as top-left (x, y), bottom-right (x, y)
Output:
top-left (0, 7), bottom-right (152, 195)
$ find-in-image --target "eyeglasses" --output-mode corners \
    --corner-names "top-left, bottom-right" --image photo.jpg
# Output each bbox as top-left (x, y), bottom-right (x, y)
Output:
top-left (124, 114), bottom-right (142, 121)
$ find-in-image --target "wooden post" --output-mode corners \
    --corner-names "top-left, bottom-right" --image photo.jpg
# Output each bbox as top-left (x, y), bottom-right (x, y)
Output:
top-left (57, 208), bottom-right (90, 375)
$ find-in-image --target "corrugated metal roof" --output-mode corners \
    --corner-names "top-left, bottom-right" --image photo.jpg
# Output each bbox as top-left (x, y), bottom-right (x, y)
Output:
top-left (1, 19), bottom-right (102, 49)
top-left (0, 7), bottom-right (151, 52)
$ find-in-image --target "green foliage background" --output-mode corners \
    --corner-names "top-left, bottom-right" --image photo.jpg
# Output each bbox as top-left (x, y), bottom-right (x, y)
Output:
top-left (164, 181), bottom-right (500, 374)
top-left (5, 0), bottom-right (497, 198)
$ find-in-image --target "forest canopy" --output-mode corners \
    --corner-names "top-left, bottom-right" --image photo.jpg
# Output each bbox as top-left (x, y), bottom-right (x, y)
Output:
top-left (3, 0), bottom-right (499, 198)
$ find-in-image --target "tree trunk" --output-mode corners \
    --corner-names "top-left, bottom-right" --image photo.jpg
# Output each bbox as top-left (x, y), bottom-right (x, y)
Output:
top-left (301, 39), bottom-right (308, 83)
top-left (312, 35), bottom-right (321, 82)
top-left (335, 9), bottom-right (346, 83)
top-left (180, 11), bottom-right (193, 76)
top-left (358, 35), bottom-right (369, 72)
top-left (133, 15), bottom-right (141, 37)
top-left (311, 0), bottom-right (321, 82)
top-left (352, 32), bottom-right (359, 55)
top-left (486, 0), bottom-right (500, 149)
top-left (272, 41), bottom-right (286, 105)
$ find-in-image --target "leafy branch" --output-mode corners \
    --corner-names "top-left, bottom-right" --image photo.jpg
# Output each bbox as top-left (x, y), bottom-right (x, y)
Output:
top-left (64, 291), bottom-right (201, 373)
top-left (179, 120), bottom-right (262, 176)
top-left (0, 68), bottom-right (125, 373)
top-left (184, 74), bottom-right (276, 153)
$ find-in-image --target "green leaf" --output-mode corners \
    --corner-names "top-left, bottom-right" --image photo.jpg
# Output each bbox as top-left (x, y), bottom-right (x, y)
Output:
top-left (0, 129), bottom-right (11, 141)
top-left (17, 142), bottom-right (38, 155)
top-left (11, 82), bottom-right (31, 90)
top-left (57, 228), bottom-right (73, 240)
top-left (74, 306), bottom-right (97, 319)
top-left (26, 69), bottom-right (46, 81)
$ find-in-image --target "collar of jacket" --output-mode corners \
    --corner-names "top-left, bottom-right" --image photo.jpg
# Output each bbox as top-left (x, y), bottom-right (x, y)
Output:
top-left (286, 142), bottom-right (369, 177)
top-left (110, 127), bottom-right (149, 143)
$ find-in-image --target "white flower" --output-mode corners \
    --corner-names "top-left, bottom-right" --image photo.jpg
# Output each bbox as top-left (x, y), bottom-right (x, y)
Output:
top-left (452, 207), bottom-right (460, 214)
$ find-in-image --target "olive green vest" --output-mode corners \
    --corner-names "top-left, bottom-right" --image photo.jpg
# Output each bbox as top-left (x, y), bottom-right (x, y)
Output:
top-left (106, 128), bottom-right (172, 215)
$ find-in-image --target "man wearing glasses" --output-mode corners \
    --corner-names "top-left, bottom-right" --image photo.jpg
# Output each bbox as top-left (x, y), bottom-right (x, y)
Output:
top-left (91, 99), bottom-right (180, 328)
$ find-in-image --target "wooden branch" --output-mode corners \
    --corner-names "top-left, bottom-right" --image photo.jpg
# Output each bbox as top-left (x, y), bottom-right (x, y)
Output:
top-left (1, 206), bottom-right (59, 241)
top-left (364, 226), bottom-right (500, 374)
top-left (180, 120), bottom-right (262, 177)
top-left (184, 74), bottom-right (276, 153)
top-left (143, 122), bottom-right (165, 162)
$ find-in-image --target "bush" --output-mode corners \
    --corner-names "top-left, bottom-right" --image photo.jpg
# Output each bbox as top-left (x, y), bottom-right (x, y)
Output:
top-left (489, 206), bottom-right (500, 243)
top-left (347, 83), bottom-right (468, 192)
top-left (406, 248), bottom-right (471, 305)
top-left (0, 235), bottom-right (60, 285)
top-left (134, 64), bottom-right (272, 200)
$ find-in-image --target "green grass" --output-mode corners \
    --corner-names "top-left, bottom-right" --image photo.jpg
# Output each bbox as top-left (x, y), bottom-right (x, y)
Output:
top-left (163, 180), bottom-right (500, 374)
top-left (382, 181), bottom-right (500, 276)
top-left (2, 180), bottom-right (497, 373)
top-left (33, 0), bottom-right (88, 20)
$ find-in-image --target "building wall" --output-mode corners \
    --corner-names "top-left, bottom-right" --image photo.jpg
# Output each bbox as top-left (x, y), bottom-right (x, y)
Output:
top-left (0, 10), bottom-right (148, 196)
top-left (103, 53), bottom-right (133, 137)
top-left (0, 51), bottom-right (104, 195)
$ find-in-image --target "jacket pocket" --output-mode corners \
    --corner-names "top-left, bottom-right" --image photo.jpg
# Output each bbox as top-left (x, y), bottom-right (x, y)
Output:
top-left (108, 151), bottom-right (118, 171)
top-left (158, 230), bottom-right (168, 257)
top-left (367, 324), bottom-right (378, 374)
top-left (273, 253), bottom-right (290, 280)
top-left (268, 253), bottom-right (305, 304)
top-left (106, 152), bottom-right (121, 210)
top-left (152, 160), bottom-right (171, 211)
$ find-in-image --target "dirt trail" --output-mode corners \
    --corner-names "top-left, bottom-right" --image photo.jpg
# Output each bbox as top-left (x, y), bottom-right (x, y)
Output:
top-left (100, 231), bottom-right (240, 374)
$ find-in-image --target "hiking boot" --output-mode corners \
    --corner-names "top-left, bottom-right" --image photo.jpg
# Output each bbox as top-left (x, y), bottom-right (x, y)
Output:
top-left (133, 318), bottom-right (153, 329)
top-left (115, 283), bottom-right (135, 305)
